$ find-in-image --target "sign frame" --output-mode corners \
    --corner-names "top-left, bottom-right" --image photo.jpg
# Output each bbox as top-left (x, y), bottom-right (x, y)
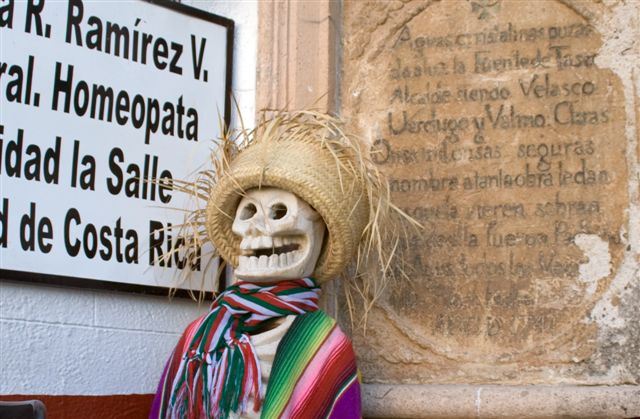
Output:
top-left (0, 0), bottom-right (234, 297)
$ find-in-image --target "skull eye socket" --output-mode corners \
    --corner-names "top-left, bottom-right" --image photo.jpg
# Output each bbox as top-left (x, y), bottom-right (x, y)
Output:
top-left (270, 203), bottom-right (287, 220)
top-left (239, 203), bottom-right (257, 220)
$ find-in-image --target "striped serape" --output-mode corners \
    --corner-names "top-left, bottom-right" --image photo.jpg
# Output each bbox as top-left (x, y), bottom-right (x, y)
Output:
top-left (150, 281), bottom-right (361, 418)
top-left (262, 310), bottom-right (361, 418)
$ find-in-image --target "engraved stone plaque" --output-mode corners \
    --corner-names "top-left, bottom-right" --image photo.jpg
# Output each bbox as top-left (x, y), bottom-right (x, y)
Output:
top-left (341, 0), bottom-right (631, 383)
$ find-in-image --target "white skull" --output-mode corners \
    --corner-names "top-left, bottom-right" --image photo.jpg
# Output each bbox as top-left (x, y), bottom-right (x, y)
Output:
top-left (231, 187), bottom-right (326, 282)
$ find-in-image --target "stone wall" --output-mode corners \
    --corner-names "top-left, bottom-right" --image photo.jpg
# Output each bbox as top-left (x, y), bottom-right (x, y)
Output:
top-left (338, 0), bottom-right (640, 416)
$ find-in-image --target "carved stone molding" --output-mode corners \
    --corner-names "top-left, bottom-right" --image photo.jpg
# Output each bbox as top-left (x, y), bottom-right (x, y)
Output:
top-left (256, 0), bottom-right (339, 113)
top-left (364, 384), bottom-right (640, 418)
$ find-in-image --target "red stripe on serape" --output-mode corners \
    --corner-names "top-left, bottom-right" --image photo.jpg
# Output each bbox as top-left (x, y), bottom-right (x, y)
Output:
top-left (185, 315), bottom-right (207, 343)
top-left (222, 294), bottom-right (266, 312)
top-left (237, 344), bottom-right (249, 406)
top-left (248, 349), bottom-right (262, 412)
top-left (193, 367), bottom-right (204, 419)
top-left (159, 314), bottom-right (207, 415)
top-left (236, 282), bottom-right (259, 293)
top-left (238, 341), bottom-right (262, 412)
top-left (268, 279), bottom-right (317, 296)
top-left (186, 357), bottom-right (199, 419)
top-left (203, 309), bottom-right (227, 349)
top-left (290, 333), bottom-right (358, 418)
top-left (267, 280), bottom-right (308, 293)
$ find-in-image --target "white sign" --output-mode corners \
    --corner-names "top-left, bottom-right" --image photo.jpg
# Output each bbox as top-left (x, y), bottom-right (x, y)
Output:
top-left (0, 0), bottom-right (232, 293)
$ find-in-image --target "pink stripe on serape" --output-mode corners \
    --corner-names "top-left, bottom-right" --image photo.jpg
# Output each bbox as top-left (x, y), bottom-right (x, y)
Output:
top-left (281, 327), bottom-right (359, 418)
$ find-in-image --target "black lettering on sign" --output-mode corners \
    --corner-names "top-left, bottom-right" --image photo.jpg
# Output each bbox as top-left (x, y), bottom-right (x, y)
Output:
top-left (70, 140), bottom-right (96, 190)
top-left (0, 55), bottom-right (38, 106)
top-left (19, 202), bottom-right (53, 253)
top-left (51, 63), bottom-right (199, 144)
top-left (65, 0), bottom-right (84, 45)
top-left (64, 1), bottom-right (185, 75)
top-left (64, 208), bottom-right (138, 263)
top-left (149, 220), bottom-right (201, 270)
top-left (106, 147), bottom-right (173, 202)
top-left (0, 198), bottom-right (8, 248)
top-left (0, 0), bottom-right (14, 29)
top-left (170, 42), bottom-right (183, 75)
top-left (25, 0), bottom-right (51, 38)
top-left (0, 126), bottom-right (61, 184)
top-left (190, 35), bottom-right (207, 81)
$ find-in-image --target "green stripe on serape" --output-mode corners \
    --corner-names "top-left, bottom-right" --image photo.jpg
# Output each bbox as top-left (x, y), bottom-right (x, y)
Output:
top-left (261, 311), bottom-right (335, 418)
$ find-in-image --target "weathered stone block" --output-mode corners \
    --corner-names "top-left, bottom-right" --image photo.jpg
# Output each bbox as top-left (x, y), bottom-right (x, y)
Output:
top-left (341, 0), bottom-right (639, 387)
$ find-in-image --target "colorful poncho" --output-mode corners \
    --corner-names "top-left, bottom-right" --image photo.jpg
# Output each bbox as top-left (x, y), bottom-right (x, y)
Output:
top-left (150, 279), bottom-right (361, 419)
top-left (261, 311), bottom-right (361, 418)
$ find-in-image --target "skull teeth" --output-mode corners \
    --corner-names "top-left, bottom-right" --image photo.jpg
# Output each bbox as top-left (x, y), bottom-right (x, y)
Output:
top-left (239, 250), bottom-right (301, 270)
top-left (269, 254), bottom-right (278, 268)
top-left (258, 255), bottom-right (268, 269)
top-left (237, 234), bottom-right (305, 274)
top-left (240, 243), bottom-right (300, 257)
top-left (246, 236), bottom-right (273, 250)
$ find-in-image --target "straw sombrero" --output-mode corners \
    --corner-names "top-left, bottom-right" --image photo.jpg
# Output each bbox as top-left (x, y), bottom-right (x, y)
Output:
top-left (171, 111), bottom-right (408, 303)
top-left (206, 113), bottom-right (372, 283)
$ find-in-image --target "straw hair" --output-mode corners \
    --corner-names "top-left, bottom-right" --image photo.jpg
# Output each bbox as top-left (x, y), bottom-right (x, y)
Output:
top-left (168, 110), bottom-right (414, 317)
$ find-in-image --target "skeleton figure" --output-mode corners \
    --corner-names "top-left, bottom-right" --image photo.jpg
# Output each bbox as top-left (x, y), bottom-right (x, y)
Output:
top-left (151, 112), bottom-right (400, 419)
top-left (227, 188), bottom-right (327, 419)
